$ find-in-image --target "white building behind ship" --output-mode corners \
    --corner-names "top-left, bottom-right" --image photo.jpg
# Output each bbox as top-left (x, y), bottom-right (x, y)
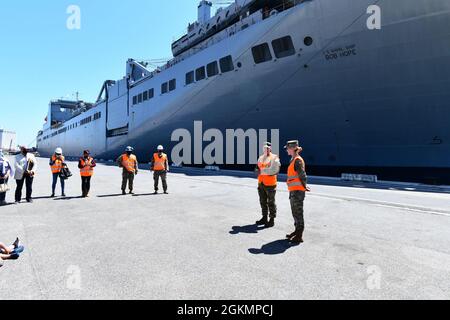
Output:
top-left (0, 129), bottom-right (17, 152)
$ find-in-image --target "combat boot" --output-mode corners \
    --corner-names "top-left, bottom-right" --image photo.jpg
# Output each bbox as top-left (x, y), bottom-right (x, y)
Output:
top-left (286, 230), bottom-right (297, 239)
top-left (256, 216), bottom-right (268, 225)
top-left (265, 217), bottom-right (275, 228)
top-left (290, 229), bottom-right (304, 244)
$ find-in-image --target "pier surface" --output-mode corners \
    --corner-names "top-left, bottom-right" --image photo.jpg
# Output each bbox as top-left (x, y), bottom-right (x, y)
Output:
top-left (1, 158), bottom-right (450, 300)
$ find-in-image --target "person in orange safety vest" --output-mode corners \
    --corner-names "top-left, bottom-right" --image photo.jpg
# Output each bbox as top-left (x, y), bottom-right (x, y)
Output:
top-left (255, 142), bottom-right (281, 228)
top-left (49, 147), bottom-right (66, 198)
top-left (151, 145), bottom-right (169, 194)
top-left (116, 146), bottom-right (138, 195)
top-left (284, 140), bottom-right (310, 244)
top-left (78, 150), bottom-right (96, 198)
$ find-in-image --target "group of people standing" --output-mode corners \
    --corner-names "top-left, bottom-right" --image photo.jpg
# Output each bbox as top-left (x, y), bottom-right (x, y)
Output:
top-left (1, 140), bottom-right (308, 244)
top-left (0, 144), bottom-right (169, 204)
top-left (0, 146), bottom-right (37, 205)
top-left (48, 148), bottom-right (96, 198)
top-left (256, 140), bottom-right (309, 244)
top-left (116, 145), bottom-right (169, 195)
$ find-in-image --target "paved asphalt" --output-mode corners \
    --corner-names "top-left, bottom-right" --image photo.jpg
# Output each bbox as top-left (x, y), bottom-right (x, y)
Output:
top-left (1, 158), bottom-right (450, 300)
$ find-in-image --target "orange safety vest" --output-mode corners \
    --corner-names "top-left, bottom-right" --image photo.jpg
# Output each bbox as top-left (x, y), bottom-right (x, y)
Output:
top-left (80, 157), bottom-right (94, 177)
top-left (287, 156), bottom-right (306, 192)
top-left (122, 154), bottom-right (137, 173)
top-left (50, 155), bottom-right (65, 174)
top-left (257, 154), bottom-right (278, 187)
top-left (153, 153), bottom-right (167, 171)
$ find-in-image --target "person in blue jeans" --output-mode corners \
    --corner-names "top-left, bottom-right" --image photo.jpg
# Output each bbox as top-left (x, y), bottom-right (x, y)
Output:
top-left (49, 148), bottom-right (66, 197)
top-left (0, 238), bottom-right (24, 266)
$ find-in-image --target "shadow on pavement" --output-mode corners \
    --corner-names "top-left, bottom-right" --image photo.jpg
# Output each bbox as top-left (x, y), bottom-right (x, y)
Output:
top-left (0, 203), bottom-right (16, 207)
top-left (133, 193), bottom-right (167, 197)
top-left (97, 194), bottom-right (127, 198)
top-left (53, 196), bottom-right (83, 200)
top-left (30, 196), bottom-right (54, 200)
top-left (229, 224), bottom-right (266, 235)
top-left (248, 239), bottom-right (299, 255)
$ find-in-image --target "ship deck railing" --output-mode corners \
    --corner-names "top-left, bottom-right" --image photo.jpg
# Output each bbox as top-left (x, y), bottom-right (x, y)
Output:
top-left (148, 0), bottom-right (307, 78)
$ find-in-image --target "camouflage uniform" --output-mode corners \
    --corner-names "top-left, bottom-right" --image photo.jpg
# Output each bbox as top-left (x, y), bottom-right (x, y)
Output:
top-left (258, 183), bottom-right (277, 218)
top-left (290, 190), bottom-right (305, 231)
top-left (290, 157), bottom-right (307, 233)
top-left (153, 170), bottom-right (167, 192)
top-left (116, 153), bottom-right (138, 193)
top-left (122, 169), bottom-right (135, 192)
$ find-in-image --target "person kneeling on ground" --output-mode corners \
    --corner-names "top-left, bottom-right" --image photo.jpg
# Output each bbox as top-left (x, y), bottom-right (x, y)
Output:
top-left (0, 238), bottom-right (24, 266)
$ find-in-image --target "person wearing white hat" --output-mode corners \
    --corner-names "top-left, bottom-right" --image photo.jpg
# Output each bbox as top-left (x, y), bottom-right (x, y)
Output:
top-left (151, 145), bottom-right (169, 194)
top-left (14, 146), bottom-right (37, 203)
top-left (49, 147), bottom-right (66, 197)
top-left (255, 142), bottom-right (281, 228)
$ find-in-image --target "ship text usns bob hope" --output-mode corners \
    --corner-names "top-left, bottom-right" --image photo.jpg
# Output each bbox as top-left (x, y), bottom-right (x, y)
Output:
top-left (36, 0), bottom-right (450, 183)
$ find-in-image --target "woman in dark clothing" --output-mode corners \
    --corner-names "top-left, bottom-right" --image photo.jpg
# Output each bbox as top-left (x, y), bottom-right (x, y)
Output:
top-left (78, 150), bottom-right (96, 197)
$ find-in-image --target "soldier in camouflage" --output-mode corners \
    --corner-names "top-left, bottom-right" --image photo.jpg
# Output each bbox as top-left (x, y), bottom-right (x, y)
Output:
top-left (255, 142), bottom-right (281, 228)
top-left (285, 140), bottom-right (310, 244)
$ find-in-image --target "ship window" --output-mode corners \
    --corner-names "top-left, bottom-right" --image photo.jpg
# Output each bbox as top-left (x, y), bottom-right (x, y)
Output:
top-left (272, 36), bottom-right (295, 58)
top-left (252, 43), bottom-right (272, 64)
top-left (186, 71), bottom-right (195, 85)
top-left (196, 66), bottom-right (206, 81)
top-left (133, 96), bottom-right (137, 105)
top-left (161, 82), bottom-right (168, 94)
top-left (143, 91), bottom-right (148, 101)
top-left (138, 93), bottom-right (143, 103)
top-left (169, 79), bottom-right (176, 91)
top-left (304, 36), bottom-right (313, 46)
top-left (219, 55), bottom-right (234, 73)
top-left (148, 88), bottom-right (154, 99)
top-left (207, 61), bottom-right (219, 77)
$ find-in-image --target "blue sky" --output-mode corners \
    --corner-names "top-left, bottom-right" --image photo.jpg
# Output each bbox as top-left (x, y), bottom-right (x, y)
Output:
top-left (0, 0), bottom-right (207, 146)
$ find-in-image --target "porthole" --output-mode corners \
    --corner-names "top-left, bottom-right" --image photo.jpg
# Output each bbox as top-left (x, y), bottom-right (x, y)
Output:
top-left (237, 62), bottom-right (242, 68)
top-left (304, 36), bottom-right (313, 46)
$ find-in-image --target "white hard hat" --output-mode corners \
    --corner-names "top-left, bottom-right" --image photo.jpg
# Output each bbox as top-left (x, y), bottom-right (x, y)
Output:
top-left (125, 146), bottom-right (134, 152)
top-left (157, 145), bottom-right (164, 151)
top-left (55, 147), bottom-right (63, 154)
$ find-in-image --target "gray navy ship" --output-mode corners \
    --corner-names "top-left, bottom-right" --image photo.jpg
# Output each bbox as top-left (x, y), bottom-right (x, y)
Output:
top-left (36, 0), bottom-right (450, 183)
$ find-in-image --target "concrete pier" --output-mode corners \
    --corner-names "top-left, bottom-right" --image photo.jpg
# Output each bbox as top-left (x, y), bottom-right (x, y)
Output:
top-left (1, 158), bottom-right (450, 299)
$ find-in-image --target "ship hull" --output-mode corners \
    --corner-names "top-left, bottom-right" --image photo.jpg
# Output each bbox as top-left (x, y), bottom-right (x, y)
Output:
top-left (37, 0), bottom-right (450, 183)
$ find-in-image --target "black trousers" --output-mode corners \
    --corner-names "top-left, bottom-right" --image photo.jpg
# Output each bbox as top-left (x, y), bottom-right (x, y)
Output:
top-left (81, 176), bottom-right (92, 195)
top-left (15, 175), bottom-right (34, 202)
